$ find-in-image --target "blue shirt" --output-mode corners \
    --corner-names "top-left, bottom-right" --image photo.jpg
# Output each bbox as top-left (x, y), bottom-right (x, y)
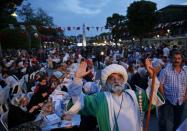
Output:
top-left (159, 65), bottom-right (187, 105)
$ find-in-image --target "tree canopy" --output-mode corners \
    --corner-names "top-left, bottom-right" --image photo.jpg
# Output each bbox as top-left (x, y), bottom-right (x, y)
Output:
top-left (0, 0), bottom-right (24, 23)
top-left (127, 1), bottom-right (157, 42)
top-left (105, 13), bottom-right (127, 42)
top-left (18, 3), bottom-right (54, 26)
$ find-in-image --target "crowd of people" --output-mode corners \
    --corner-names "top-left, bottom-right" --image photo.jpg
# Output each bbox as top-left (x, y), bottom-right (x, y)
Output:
top-left (0, 43), bottom-right (186, 131)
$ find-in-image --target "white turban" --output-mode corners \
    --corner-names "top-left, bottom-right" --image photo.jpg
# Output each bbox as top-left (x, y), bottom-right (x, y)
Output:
top-left (101, 64), bottom-right (128, 86)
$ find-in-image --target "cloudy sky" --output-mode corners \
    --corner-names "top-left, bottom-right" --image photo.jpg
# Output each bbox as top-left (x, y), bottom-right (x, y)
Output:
top-left (26, 0), bottom-right (187, 36)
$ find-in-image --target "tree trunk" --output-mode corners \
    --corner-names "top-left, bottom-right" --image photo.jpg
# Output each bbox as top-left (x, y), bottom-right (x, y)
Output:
top-left (0, 42), bottom-right (2, 57)
top-left (139, 37), bottom-right (143, 46)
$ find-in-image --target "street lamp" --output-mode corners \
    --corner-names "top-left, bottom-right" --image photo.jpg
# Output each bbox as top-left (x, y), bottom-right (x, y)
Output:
top-left (167, 29), bottom-right (170, 33)
top-left (34, 32), bottom-right (39, 38)
top-left (156, 35), bottom-right (161, 45)
top-left (11, 12), bottom-right (17, 17)
top-left (132, 37), bottom-right (135, 49)
top-left (167, 29), bottom-right (170, 37)
top-left (34, 32), bottom-right (43, 49)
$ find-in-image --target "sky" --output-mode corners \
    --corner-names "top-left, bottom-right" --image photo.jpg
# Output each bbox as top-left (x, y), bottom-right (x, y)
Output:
top-left (25, 0), bottom-right (187, 36)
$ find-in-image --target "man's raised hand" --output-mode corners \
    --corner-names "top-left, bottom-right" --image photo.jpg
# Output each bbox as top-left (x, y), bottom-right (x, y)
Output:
top-left (75, 61), bottom-right (91, 79)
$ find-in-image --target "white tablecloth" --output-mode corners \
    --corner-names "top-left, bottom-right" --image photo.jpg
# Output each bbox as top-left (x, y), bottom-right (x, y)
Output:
top-left (177, 118), bottom-right (187, 131)
top-left (41, 114), bottom-right (80, 131)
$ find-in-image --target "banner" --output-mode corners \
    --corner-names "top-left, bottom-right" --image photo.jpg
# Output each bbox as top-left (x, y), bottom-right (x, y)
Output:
top-left (4, 24), bottom-right (111, 33)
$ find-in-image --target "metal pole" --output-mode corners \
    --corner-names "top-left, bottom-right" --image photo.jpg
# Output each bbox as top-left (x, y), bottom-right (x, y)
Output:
top-left (26, 31), bottom-right (31, 49)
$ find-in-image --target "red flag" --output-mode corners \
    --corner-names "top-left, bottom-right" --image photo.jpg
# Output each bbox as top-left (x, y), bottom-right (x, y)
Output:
top-left (56, 27), bottom-right (62, 32)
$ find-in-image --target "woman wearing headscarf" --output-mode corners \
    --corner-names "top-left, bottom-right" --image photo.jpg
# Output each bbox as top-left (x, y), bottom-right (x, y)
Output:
top-left (8, 94), bottom-right (39, 129)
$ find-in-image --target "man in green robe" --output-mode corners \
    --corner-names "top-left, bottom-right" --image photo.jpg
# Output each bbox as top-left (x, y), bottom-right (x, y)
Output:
top-left (65, 59), bottom-right (164, 131)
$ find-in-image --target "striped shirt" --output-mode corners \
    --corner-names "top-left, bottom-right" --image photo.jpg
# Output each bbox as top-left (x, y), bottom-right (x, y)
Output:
top-left (159, 65), bottom-right (187, 105)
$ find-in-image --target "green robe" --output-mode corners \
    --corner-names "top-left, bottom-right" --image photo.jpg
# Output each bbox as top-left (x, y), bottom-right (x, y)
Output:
top-left (79, 90), bottom-right (161, 131)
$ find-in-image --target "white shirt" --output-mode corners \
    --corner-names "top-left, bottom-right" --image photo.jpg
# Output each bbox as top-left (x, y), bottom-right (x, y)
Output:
top-left (105, 91), bottom-right (140, 131)
top-left (163, 47), bottom-right (170, 57)
top-left (5, 75), bottom-right (19, 88)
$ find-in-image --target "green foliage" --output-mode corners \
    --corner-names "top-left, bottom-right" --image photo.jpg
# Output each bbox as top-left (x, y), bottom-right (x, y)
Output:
top-left (0, 0), bottom-right (23, 17)
top-left (0, 28), bottom-right (29, 49)
top-left (0, 28), bottom-right (41, 49)
top-left (18, 3), bottom-right (54, 26)
top-left (31, 36), bottom-right (41, 48)
top-left (127, 1), bottom-right (157, 40)
top-left (33, 8), bottom-right (54, 26)
top-left (0, 16), bottom-right (17, 24)
top-left (105, 13), bottom-right (127, 41)
top-left (99, 32), bottom-right (111, 36)
top-left (17, 3), bottom-right (34, 23)
top-left (0, 0), bottom-right (24, 25)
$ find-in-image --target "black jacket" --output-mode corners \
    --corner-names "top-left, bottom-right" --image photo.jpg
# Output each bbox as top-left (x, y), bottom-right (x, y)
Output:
top-left (8, 104), bottom-right (36, 129)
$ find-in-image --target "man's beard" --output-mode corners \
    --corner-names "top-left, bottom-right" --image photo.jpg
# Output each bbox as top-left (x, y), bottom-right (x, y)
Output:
top-left (106, 83), bottom-right (125, 93)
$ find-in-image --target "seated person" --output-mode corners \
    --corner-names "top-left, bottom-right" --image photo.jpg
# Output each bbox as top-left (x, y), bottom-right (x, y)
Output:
top-left (27, 86), bottom-right (49, 113)
top-left (8, 93), bottom-right (40, 129)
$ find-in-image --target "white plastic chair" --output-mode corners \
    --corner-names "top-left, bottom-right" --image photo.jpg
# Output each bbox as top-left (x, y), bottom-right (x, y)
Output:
top-left (0, 104), bottom-right (8, 116)
top-left (27, 92), bottom-right (34, 99)
top-left (0, 111), bottom-right (8, 131)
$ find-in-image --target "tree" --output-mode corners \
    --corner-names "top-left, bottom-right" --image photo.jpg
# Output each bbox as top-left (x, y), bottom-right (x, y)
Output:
top-left (0, 28), bottom-right (41, 49)
top-left (17, 3), bottom-right (34, 23)
top-left (18, 3), bottom-right (54, 26)
top-left (0, 0), bottom-right (24, 56)
top-left (105, 13), bottom-right (127, 43)
top-left (33, 8), bottom-right (54, 26)
top-left (17, 2), bottom-right (56, 49)
top-left (127, 1), bottom-right (157, 44)
top-left (0, 28), bottom-right (30, 49)
top-left (0, 0), bottom-right (24, 23)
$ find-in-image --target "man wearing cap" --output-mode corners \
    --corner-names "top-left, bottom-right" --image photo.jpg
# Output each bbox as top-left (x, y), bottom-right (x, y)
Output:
top-left (66, 59), bottom-right (165, 131)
